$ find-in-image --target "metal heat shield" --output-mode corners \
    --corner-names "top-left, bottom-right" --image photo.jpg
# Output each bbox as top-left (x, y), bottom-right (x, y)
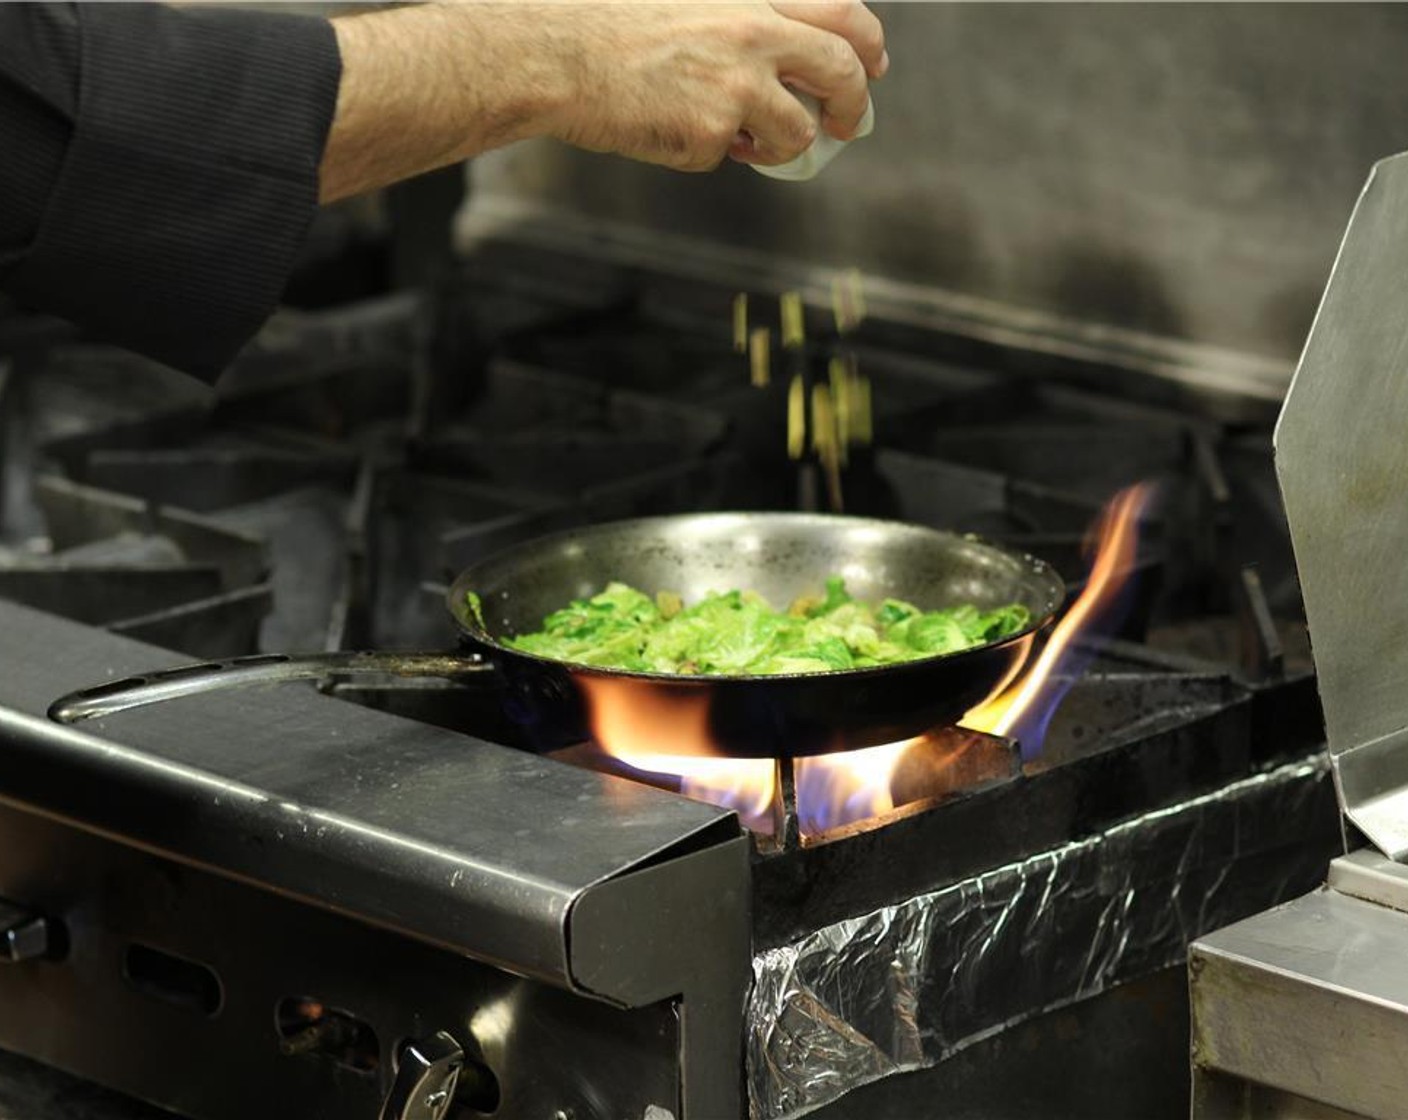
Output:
top-left (1190, 149), bottom-right (1408, 1120)
top-left (1275, 150), bottom-right (1408, 860)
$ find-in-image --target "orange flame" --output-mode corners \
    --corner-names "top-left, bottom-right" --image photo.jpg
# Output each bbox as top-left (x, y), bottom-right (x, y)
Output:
top-left (793, 739), bottom-right (911, 833)
top-left (575, 675), bottom-right (719, 759)
top-left (961, 482), bottom-right (1155, 750)
top-left (578, 670), bottom-right (918, 833)
top-left (576, 676), bottom-right (778, 829)
top-left (680, 759), bottom-right (777, 829)
top-left (579, 482), bottom-right (1154, 836)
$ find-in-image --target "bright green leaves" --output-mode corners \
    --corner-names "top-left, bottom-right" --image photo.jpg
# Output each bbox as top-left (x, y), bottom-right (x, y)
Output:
top-left (498, 578), bottom-right (1030, 676)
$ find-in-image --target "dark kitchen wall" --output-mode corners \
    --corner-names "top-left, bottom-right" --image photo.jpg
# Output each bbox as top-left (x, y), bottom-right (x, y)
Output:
top-left (467, 2), bottom-right (1408, 369)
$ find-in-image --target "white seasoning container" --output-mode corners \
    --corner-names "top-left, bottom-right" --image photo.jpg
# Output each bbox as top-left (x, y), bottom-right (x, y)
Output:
top-left (752, 93), bottom-right (875, 182)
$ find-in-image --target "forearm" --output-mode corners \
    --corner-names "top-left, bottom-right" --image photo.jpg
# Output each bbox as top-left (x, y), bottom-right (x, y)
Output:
top-left (322, 4), bottom-right (569, 202)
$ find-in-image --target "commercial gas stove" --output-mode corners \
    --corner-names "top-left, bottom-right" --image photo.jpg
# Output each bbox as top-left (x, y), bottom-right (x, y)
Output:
top-left (0, 230), bottom-right (1341, 1120)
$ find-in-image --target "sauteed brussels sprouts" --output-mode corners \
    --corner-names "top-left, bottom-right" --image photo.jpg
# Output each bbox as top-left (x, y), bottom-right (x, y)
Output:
top-left (476, 576), bottom-right (1030, 676)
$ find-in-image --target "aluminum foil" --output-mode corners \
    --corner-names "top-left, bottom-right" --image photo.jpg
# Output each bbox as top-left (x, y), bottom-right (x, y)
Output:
top-left (747, 754), bottom-right (1335, 1120)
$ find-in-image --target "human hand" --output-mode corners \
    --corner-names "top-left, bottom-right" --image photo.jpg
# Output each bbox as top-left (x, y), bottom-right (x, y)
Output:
top-left (540, 2), bottom-right (886, 172)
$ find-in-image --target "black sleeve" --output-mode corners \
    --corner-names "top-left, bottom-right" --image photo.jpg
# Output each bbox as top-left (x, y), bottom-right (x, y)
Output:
top-left (0, 3), bottom-right (341, 383)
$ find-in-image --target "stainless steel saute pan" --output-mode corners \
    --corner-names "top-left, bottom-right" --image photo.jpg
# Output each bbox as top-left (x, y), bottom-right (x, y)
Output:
top-left (49, 513), bottom-right (1065, 758)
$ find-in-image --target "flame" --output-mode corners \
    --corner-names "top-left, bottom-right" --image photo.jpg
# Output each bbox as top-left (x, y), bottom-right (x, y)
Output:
top-left (679, 761), bottom-right (777, 830)
top-left (576, 675), bottom-right (778, 829)
top-left (577, 669), bottom-right (909, 833)
top-left (578, 482), bottom-right (1155, 837)
top-left (961, 482), bottom-right (1155, 754)
top-left (794, 739), bottom-right (911, 834)
top-left (576, 675), bottom-right (719, 758)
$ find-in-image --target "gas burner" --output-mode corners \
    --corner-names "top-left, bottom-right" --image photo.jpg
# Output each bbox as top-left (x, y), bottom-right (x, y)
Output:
top-left (551, 723), bottom-right (1022, 851)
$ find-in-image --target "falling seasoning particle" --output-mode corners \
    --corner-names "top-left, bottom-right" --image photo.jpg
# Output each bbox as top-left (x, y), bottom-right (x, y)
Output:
top-left (853, 375), bottom-right (873, 444)
top-left (848, 269), bottom-right (867, 324)
top-left (749, 327), bottom-right (772, 388)
top-left (787, 374), bottom-right (806, 460)
top-left (829, 357), bottom-right (851, 461)
top-left (781, 291), bottom-right (805, 349)
top-left (733, 293), bottom-right (749, 353)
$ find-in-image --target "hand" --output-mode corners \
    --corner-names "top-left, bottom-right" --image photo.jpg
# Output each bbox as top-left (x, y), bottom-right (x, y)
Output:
top-left (540, 2), bottom-right (887, 171)
top-left (769, 2), bottom-right (888, 132)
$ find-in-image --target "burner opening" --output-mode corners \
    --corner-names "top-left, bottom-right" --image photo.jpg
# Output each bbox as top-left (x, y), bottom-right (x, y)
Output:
top-left (123, 943), bottom-right (222, 1018)
top-left (276, 996), bottom-right (380, 1073)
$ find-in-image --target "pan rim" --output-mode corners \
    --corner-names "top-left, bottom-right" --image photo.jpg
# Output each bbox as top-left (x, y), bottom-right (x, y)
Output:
top-left (444, 511), bottom-right (1066, 684)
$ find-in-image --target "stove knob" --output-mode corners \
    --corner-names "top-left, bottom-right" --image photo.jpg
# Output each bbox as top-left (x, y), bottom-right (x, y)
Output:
top-left (380, 1032), bottom-right (464, 1120)
top-left (0, 899), bottom-right (49, 963)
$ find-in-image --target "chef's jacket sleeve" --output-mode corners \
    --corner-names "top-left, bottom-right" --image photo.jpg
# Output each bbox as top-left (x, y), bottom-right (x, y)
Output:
top-left (0, 3), bottom-right (341, 383)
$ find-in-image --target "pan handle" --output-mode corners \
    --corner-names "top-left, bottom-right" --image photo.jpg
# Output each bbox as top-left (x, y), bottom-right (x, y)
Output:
top-left (48, 651), bottom-right (491, 725)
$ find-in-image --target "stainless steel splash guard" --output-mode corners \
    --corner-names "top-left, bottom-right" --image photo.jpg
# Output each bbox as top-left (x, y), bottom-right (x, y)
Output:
top-left (1276, 150), bottom-right (1408, 860)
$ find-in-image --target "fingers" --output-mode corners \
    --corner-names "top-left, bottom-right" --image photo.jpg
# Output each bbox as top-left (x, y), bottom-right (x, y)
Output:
top-left (771, 20), bottom-right (870, 140)
top-left (537, 2), bottom-right (885, 174)
top-left (770, 1), bottom-right (888, 79)
top-left (730, 83), bottom-right (819, 166)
